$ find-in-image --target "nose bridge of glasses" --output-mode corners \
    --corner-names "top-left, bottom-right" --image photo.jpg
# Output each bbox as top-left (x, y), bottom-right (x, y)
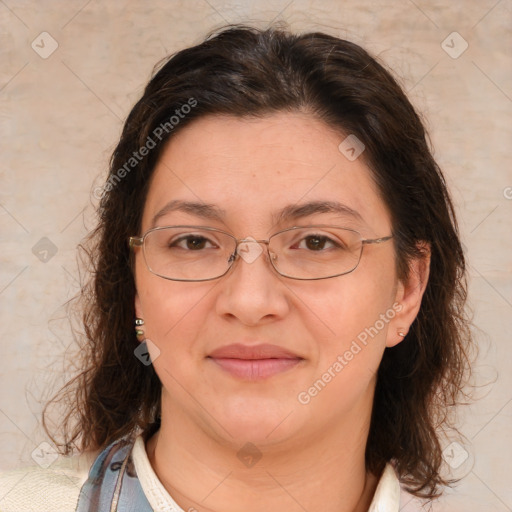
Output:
top-left (237, 237), bottom-right (270, 245)
top-left (232, 237), bottom-right (273, 266)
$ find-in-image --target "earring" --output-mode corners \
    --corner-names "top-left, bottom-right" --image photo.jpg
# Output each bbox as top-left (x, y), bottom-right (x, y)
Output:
top-left (135, 318), bottom-right (145, 338)
top-left (397, 329), bottom-right (407, 338)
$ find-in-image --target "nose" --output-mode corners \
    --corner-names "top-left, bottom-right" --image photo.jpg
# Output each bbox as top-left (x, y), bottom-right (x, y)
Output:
top-left (215, 239), bottom-right (290, 326)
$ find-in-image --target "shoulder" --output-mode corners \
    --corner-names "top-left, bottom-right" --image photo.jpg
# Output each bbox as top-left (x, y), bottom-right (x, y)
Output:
top-left (0, 449), bottom-right (97, 512)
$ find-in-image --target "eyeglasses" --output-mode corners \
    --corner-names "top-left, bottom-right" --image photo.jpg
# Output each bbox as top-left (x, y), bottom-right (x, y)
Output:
top-left (129, 225), bottom-right (393, 282)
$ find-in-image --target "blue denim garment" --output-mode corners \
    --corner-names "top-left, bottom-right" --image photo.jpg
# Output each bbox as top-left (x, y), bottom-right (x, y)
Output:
top-left (76, 437), bottom-right (153, 511)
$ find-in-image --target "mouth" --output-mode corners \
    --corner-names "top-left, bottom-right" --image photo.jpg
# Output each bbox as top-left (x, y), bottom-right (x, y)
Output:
top-left (207, 343), bottom-right (304, 380)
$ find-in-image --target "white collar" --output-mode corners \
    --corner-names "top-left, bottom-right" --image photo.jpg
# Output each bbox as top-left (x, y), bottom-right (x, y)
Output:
top-left (368, 462), bottom-right (401, 511)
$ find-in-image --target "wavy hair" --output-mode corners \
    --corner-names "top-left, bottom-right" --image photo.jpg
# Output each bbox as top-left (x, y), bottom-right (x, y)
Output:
top-left (43, 25), bottom-right (473, 499)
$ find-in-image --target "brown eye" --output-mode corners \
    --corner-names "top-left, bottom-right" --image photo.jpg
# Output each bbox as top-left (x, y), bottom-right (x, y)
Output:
top-left (172, 235), bottom-right (214, 250)
top-left (298, 235), bottom-right (337, 251)
top-left (306, 236), bottom-right (326, 250)
top-left (186, 236), bottom-right (207, 250)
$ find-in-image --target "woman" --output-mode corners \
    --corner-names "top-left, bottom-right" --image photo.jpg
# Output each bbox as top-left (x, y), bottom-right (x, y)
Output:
top-left (0, 25), bottom-right (472, 511)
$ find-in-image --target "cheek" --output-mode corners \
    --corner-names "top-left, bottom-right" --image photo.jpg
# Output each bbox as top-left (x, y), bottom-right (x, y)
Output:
top-left (137, 281), bottom-right (209, 399)
top-left (296, 277), bottom-right (397, 416)
top-left (135, 260), bottom-right (218, 368)
top-left (307, 261), bottom-right (398, 366)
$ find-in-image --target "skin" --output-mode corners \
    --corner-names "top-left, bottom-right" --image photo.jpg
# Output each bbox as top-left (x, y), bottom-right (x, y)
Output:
top-left (134, 112), bottom-right (430, 512)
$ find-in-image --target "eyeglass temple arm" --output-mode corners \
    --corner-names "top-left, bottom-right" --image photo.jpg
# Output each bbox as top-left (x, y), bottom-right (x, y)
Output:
top-left (129, 236), bottom-right (144, 248)
top-left (362, 235), bottom-right (393, 245)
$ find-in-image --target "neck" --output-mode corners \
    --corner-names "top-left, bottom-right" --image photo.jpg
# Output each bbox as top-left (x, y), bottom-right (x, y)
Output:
top-left (146, 397), bottom-right (379, 512)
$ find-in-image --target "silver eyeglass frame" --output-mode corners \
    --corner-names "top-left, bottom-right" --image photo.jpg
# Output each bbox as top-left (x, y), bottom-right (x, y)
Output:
top-left (129, 225), bottom-right (393, 282)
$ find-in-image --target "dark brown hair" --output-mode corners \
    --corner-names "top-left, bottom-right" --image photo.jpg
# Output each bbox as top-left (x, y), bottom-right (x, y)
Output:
top-left (44, 25), bottom-right (473, 500)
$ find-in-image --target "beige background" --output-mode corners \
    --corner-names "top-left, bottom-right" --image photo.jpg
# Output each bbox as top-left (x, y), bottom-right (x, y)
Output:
top-left (0, 0), bottom-right (511, 510)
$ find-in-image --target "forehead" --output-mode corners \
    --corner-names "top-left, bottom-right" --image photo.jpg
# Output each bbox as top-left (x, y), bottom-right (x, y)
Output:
top-left (142, 112), bottom-right (391, 235)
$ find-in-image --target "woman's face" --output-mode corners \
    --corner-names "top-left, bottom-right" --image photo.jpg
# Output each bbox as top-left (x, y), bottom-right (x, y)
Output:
top-left (134, 112), bottom-right (415, 447)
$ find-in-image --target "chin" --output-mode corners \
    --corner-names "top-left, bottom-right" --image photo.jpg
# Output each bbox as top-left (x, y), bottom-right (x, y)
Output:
top-left (210, 396), bottom-right (306, 447)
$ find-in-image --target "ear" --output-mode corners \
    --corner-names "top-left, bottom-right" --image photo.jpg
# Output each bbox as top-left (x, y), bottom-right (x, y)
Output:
top-left (386, 242), bottom-right (431, 348)
top-left (135, 291), bottom-right (144, 319)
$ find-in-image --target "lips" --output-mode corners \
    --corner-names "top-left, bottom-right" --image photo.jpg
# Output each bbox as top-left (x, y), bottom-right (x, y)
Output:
top-left (209, 343), bottom-right (300, 360)
top-left (207, 343), bottom-right (304, 380)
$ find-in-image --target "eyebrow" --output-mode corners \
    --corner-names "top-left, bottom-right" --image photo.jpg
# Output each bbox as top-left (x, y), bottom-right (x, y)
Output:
top-left (151, 200), bottom-right (226, 227)
top-left (272, 200), bottom-right (365, 225)
top-left (151, 199), bottom-right (364, 228)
